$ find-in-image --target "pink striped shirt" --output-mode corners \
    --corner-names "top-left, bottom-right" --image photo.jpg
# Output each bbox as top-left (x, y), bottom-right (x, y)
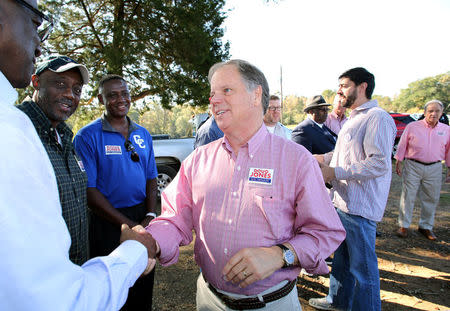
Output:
top-left (148, 125), bottom-right (345, 295)
top-left (394, 119), bottom-right (450, 166)
top-left (330, 100), bottom-right (397, 222)
top-left (325, 111), bottom-right (348, 135)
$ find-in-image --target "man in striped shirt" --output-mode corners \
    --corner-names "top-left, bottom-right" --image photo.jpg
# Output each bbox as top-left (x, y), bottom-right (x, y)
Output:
top-left (310, 67), bottom-right (396, 311)
top-left (395, 100), bottom-right (449, 241)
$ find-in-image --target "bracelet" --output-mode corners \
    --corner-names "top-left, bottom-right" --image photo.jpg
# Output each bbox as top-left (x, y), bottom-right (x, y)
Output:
top-left (146, 212), bottom-right (157, 218)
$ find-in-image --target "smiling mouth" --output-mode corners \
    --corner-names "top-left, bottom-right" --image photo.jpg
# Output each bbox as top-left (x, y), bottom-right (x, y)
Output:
top-left (216, 110), bottom-right (226, 115)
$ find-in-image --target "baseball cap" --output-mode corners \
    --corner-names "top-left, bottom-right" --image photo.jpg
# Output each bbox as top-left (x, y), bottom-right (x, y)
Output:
top-left (35, 55), bottom-right (89, 84)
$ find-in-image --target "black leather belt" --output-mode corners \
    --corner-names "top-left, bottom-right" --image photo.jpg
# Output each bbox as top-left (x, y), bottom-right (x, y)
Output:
top-left (407, 158), bottom-right (440, 166)
top-left (204, 274), bottom-right (296, 310)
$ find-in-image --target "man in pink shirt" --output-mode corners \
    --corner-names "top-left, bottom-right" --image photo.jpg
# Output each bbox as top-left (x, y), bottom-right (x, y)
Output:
top-left (146, 59), bottom-right (345, 310)
top-left (324, 95), bottom-right (347, 135)
top-left (395, 100), bottom-right (450, 240)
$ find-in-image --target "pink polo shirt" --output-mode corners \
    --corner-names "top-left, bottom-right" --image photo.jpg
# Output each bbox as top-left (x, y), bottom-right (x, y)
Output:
top-left (395, 119), bottom-right (450, 166)
top-left (325, 111), bottom-right (348, 135)
top-left (148, 125), bottom-right (345, 295)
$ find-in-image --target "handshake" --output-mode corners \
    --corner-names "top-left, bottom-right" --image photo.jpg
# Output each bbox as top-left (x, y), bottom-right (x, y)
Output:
top-left (120, 224), bottom-right (158, 275)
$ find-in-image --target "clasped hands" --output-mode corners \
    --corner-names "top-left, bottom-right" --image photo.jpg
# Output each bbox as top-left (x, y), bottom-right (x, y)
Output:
top-left (120, 224), bottom-right (158, 276)
top-left (313, 154), bottom-right (335, 183)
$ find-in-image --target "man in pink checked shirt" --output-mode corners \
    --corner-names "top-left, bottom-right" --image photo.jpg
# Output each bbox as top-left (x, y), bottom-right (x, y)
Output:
top-left (324, 95), bottom-right (347, 135)
top-left (395, 99), bottom-right (450, 241)
top-left (146, 59), bottom-right (345, 310)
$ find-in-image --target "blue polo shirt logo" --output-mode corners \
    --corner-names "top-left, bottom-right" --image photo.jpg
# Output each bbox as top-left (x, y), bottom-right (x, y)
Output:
top-left (105, 145), bottom-right (122, 155)
top-left (133, 135), bottom-right (146, 149)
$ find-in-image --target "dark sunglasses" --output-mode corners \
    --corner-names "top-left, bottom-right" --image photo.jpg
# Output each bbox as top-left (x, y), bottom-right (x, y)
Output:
top-left (124, 140), bottom-right (140, 162)
top-left (14, 0), bottom-right (54, 42)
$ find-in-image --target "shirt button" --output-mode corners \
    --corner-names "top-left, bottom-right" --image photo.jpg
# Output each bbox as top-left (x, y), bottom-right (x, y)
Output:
top-left (228, 219), bottom-right (232, 224)
top-left (237, 166), bottom-right (241, 171)
top-left (232, 192), bottom-right (237, 197)
top-left (224, 248), bottom-right (228, 254)
top-left (250, 154), bottom-right (254, 159)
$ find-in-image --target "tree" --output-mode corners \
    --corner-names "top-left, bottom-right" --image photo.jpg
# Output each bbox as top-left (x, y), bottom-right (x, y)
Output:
top-left (41, 0), bottom-right (229, 109)
top-left (393, 72), bottom-right (449, 112)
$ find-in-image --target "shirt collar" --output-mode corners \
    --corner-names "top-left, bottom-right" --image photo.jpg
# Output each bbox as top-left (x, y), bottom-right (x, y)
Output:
top-left (420, 118), bottom-right (439, 129)
top-left (0, 71), bottom-right (18, 106)
top-left (350, 99), bottom-right (378, 117)
top-left (222, 123), bottom-right (268, 157)
top-left (101, 112), bottom-right (139, 133)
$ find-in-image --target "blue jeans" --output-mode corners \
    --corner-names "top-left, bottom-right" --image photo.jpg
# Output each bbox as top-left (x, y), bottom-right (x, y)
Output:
top-left (327, 209), bottom-right (381, 311)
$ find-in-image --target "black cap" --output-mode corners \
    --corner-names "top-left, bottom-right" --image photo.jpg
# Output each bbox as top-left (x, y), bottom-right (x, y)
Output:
top-left (35, 55), bottom-right (89, 84)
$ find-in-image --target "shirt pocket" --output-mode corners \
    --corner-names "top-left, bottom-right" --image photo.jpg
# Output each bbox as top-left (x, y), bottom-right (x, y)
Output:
top-left (252, 188), bottom-right (285, 239)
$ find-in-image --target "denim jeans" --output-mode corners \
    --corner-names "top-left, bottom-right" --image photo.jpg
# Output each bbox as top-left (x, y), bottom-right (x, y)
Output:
top-left (327, 209), bottom-right (381, 311)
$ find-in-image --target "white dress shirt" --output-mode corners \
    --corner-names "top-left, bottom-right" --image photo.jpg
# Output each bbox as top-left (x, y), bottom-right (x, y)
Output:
top-left (266, 122), bottom-right (292, 140)
top-left (0, 71), bottom-right (147, 311)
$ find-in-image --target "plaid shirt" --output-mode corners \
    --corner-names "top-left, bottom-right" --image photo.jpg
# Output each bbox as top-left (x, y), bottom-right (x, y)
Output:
top-left (17, 100), bottom-right (88, 265)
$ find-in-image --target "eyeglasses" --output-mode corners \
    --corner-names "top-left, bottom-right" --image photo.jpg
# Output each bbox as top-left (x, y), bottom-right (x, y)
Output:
top-left (124, 140), bottom-right (140, 162)
top-left (268, 107), bottom-right (282, 112)
top-left (14, 0), bottom-right (54, 42)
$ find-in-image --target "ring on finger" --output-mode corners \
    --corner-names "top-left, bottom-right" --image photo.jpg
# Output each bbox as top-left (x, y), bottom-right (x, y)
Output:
top-left (243, 271), bottom-right (249, 277)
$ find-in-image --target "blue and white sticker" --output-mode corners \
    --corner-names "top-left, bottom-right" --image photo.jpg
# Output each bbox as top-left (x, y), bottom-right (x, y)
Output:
top-left (248, 167), bottom-right (274, 185)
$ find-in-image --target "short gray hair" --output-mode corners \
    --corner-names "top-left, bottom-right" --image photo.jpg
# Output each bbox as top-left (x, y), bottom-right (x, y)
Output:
top-left (424, 99), bottom-right (444, 112)
top-left (208, 59), bottom-right (270, 114)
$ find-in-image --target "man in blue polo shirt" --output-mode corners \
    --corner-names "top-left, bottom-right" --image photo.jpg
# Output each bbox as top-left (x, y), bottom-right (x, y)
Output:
top-left (74, 74), bottom-right (158, 311)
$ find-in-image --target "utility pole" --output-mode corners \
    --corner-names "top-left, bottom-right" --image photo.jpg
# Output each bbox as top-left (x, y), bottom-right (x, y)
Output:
top-left (280, 65), bottom-right (283, 123)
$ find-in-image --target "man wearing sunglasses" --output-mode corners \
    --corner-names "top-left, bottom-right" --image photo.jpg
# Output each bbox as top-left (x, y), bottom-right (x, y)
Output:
top-left (292, 95), bottom-right (337, 155)
top-left (0, 1), bottom-right (156, 310)
top-left (263, 95), bottom-right (292, 140)
top-left (74, 74), bottom-right (158, 311)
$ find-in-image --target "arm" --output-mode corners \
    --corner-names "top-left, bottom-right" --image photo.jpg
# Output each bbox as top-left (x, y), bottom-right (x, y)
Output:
top-left (140, 178), bottom-right (158, 227)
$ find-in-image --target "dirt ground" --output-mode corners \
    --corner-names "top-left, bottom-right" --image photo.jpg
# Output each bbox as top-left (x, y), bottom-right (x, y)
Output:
top-left (152, 166), bottom-right (450, 311)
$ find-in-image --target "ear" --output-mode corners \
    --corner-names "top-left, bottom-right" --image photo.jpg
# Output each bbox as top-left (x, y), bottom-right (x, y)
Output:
top-left (253, 85), bottom-right (262, 107)
top-left (358, 82), bottom-right (368, 97)
top-left (97, 94), bottom-right (104, 105)
top-left (31, 74), bottom-right (40, 89)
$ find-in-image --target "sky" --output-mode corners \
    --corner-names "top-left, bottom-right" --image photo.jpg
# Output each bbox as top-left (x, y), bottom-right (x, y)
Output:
top-left (222, 0), bottom-right (450, 99)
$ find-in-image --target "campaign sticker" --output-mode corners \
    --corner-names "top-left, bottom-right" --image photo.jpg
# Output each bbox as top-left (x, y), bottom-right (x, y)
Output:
top-left (437, 132), bottom-right (444, 136)
top-left (77, 160), bottom-right (85, 172)
top-left (105, 145), bottom-right (122, 155)
top-left (248, 168), bottom-right (274, 185)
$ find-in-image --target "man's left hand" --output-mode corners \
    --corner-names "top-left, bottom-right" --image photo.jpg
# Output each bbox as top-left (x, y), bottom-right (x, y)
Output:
top-left (222, 247), bottom-right (284, 288)
top-left (319, 162), bottom-right (336, 183)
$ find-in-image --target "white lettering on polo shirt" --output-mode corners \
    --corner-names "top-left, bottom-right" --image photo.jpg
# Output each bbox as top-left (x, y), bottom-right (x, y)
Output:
top-left (133, 135), bottom-right (146, 149)
top-left (105, 145), bottom-right (122, 155)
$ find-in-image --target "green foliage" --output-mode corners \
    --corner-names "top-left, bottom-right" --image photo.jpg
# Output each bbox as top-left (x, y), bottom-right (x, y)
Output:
top-left (41, 0), bottom-right (229, 109)
top-left (373, 95), bottom-right (394, 112)
top-left (321, 89), bottom-right (336, 104)
top-left (282, 95), bottom-right (307, 126)
top-left (393, 72), bottom-right (449, 112)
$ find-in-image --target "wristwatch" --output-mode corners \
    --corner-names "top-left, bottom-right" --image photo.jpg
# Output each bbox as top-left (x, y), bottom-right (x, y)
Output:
top-left (276, 244), bottom-right (295, 267)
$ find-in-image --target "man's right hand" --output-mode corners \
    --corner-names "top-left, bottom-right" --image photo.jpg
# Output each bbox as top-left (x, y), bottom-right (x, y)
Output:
top-left (395, 160), bottom-right (403, 176)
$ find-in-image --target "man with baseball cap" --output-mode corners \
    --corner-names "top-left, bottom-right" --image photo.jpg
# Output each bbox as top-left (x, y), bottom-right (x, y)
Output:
top-left (17, 55), bottom-right (90, 265)
top-left (292, 95), bottom-right (337, 154)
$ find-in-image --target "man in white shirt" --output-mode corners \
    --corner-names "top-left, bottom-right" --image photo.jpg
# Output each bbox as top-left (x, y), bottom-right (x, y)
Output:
top-left (263, 94), bottom-right (292, 139)
top-left (0, 1), bottom-right (155, 310)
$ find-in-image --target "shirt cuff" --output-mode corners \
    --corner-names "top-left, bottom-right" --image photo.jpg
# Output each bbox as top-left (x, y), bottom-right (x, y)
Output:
top-left (108, 240), bottom-right (148, 279)
top-left (334, 166), bottom-right (349, 180)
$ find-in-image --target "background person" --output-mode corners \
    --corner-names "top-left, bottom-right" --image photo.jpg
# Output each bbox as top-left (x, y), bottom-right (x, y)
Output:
top-left (263, 94), bottom-right (292, 139)
top-left (325, 95), bottom-right (348, 134)
top-left (309, 67), bottom-right (396, 311)
top-left (74, 74), bottom-right (158, 311)
top-left (0, 1), bottom-right (155, 309)
top-left (395, 99), bottom-right (450, 240)
top-left (17, 55), bottom-right (90, 265)
top-left (147, 59), bottom-right (345, 310)
top-left (292, 95), bottom-right (337, 154)
top-left (194, 114), bottom-right (224, 148)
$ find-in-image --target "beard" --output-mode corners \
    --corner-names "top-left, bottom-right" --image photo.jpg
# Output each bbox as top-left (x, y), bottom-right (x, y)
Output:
top-left (342, 89), bottom-right (357, 108)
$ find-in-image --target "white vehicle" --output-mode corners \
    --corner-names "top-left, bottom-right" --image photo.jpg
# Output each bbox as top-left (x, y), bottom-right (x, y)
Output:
top-left (152, 135), bottom-right (194, 197)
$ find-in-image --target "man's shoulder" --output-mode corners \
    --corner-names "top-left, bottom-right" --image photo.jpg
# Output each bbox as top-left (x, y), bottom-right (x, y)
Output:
top-left (77, 118), bottom-right (102, 135)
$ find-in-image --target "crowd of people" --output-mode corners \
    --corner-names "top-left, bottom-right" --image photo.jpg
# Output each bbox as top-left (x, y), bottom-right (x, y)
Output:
top-left (1, 1), bottom-right (449, 311)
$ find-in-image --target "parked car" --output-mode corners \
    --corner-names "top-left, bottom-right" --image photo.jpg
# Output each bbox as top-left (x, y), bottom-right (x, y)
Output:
top-left (152, 134), bottom-right (194, 197)
top-left (389, 113), bottom-right (416, 157)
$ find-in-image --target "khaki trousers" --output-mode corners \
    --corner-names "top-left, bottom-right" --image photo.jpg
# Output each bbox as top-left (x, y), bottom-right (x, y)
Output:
top-left (398, 159), bottom-right (442, 230)
top-left (196, 274), bottom-right (302, 311)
